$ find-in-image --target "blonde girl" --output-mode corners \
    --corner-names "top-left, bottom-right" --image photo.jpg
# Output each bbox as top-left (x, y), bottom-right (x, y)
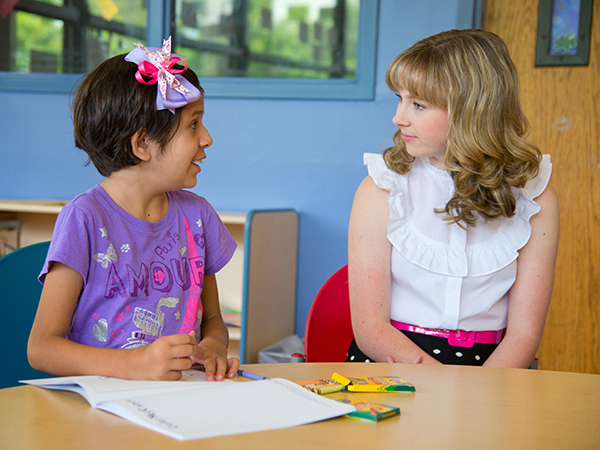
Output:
top-left (347, 29), bottom-right (560, 367)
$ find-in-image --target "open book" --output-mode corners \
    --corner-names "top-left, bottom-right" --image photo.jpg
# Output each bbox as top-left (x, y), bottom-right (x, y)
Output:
top-left (21, 371), bottom-right (355, 441)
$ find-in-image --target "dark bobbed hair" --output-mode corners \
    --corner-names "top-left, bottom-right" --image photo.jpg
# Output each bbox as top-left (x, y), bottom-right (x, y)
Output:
top-left (72, 53), bottom-right (203, 177)
top-left (384, 29), bottom-right (541, 225)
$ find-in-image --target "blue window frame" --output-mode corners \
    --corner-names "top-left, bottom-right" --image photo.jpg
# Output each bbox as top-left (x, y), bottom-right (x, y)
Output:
top-left (0, 0), bottom-right (379, 100)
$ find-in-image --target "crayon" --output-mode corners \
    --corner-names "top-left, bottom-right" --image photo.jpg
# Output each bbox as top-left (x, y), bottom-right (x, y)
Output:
top-left (237, 369), bottom-right (269, 380)
top-left (296, 379), bottom-right (345, 395)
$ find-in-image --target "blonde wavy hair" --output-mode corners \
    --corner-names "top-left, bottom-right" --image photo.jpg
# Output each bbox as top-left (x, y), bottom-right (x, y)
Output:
top-left (383, 29), bottom-right (541, 225)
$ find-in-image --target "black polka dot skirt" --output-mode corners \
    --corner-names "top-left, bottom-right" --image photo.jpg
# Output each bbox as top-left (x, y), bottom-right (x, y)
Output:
top-left (345, 329), bottom-right (498, 366)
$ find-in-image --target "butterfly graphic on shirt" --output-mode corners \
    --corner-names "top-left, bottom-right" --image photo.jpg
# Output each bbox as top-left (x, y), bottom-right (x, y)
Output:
top-left (94, 243), bottom-right (118, 269)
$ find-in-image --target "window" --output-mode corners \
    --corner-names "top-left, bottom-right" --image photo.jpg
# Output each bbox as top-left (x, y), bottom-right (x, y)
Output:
top-left (0, 0), bottom-right (379, 99)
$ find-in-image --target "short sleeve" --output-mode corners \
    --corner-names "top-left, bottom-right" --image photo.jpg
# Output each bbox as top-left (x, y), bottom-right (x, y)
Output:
top-left (364, 153), bottom-right (401, 193)
top-left (364, 152), bottom-right (409, 224)
top-left (39, 204), bottom-right (92, 284)
top-left (501, 154), bottom-right (553, 249)
top-left (522, 154), bottom-right (552, 204)
top-left (199, 200), bottom-right (237, 276)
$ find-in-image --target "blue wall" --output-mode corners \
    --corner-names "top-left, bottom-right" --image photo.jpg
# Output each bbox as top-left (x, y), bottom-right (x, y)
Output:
top-left (0, 1), bottom-right (465, 336)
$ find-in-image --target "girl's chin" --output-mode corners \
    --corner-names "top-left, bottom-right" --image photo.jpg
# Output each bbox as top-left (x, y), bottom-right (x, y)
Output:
top-left (183, 176), bottom-right (198, 189)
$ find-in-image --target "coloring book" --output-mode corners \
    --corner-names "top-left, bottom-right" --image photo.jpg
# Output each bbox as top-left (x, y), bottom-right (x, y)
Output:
top-left (21, 371), bottom-right (354, 440)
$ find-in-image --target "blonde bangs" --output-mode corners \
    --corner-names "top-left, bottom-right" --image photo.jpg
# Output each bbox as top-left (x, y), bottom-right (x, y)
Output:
top-left (386, 51), bottom-right (448, 110)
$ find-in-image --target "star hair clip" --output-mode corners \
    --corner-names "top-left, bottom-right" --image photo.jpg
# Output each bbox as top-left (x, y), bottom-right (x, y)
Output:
top-left (124, 36), bottom-right (201, 113)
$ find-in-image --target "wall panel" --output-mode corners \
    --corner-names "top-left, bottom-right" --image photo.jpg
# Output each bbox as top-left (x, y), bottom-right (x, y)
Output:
top-left (485, 0), bottom-right (600, 373)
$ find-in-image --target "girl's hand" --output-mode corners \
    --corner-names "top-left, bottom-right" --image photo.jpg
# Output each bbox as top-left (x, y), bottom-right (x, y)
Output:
top-left (132, 334), bottom-right (195, 380)
top-left (189, 332), bottom-right (239, 381)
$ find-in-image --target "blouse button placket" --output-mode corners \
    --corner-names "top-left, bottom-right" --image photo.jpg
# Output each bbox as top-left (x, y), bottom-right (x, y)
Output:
top-left (440, 220), bottom-right (468, 330)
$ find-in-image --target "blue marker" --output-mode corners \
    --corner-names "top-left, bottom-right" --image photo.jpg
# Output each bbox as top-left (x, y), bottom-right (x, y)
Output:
top-left (237, 369), bottom-right (269, 380)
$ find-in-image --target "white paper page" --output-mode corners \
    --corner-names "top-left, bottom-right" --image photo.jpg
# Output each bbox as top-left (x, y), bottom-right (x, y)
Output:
top-left (21, 369), bottom-right (213, 406)
top-left (98, 378), bottom-right (356, 440)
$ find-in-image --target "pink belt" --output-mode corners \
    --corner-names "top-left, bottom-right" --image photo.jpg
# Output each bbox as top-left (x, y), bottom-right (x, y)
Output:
top-left (391, 320), bottom-right (505, 348)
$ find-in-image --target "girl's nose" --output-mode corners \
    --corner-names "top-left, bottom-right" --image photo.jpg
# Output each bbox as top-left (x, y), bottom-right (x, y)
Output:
top-left (393, 103), bottom-right (409, 127)
top-left (200, 127), bottom-right (213, 149)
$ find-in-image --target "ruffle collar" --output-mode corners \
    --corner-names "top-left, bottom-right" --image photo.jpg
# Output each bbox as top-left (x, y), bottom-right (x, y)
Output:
top-left (364, 153), bottom-right (552, 277)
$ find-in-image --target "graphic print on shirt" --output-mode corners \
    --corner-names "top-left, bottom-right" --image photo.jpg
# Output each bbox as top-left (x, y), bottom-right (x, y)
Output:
top-left (93, 242), bottom-right (118, 268)
top-left (92, 227), bottom-right (205, 301)
top-left (92, 318), bottom-right (108, 342)
top-left (89, 216), bottom-right (206, 348)
top-left (179, 217), bottom-right (204, 335)
top-left (122, 297), bottom-right (180, 349)
top-left (178, 240), bottom-right (187, 257)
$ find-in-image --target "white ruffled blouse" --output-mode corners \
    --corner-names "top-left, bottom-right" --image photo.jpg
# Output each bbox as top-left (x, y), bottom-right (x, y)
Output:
top-left (364, 153), bottom-right (552, 332)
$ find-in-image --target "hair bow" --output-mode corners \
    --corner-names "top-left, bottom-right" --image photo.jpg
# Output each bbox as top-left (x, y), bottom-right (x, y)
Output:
top-left (124, 37), bottom-right (201, 113)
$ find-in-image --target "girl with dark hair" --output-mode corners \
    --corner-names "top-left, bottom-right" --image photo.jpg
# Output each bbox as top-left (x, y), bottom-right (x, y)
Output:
top-left (29, 38), bottom-right (239, 381)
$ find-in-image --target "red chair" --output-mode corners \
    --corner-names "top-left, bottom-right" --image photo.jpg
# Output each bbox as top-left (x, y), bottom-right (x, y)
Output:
top-left (304, 265), bottom-right (354, 362)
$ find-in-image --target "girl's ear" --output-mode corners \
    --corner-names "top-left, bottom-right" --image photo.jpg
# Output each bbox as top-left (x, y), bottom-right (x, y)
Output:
top-left (131, 130), bottom-right (152, 161)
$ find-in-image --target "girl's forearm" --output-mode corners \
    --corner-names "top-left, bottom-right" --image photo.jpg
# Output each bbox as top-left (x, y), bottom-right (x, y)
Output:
top-left (199, 314), bottom-right (230, 348)
top-left (28, 334), bottom-right (140, 378)
top-left (483, 331), bottom-right (541, 368)
top-left (354, 323), bottom-right (441, 364)
top-left (28, 332), bottom-right (196, 380)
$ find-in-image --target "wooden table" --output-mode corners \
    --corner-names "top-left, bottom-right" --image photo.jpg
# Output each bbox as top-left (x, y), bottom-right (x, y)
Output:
top-left (1, 363), bottom-right (599, 449)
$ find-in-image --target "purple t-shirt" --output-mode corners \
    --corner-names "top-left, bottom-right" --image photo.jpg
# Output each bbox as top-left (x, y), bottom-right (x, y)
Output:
top-left (40, 186), bottom-right (236, 349)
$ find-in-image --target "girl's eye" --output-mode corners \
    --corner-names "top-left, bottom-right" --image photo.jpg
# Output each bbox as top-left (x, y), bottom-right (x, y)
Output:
top-left (395, 93), bottom-right (402, 101)
top-left (414, 102), bottom-right (425, 110)
top-left (190, 121), bottom-right (198, 130)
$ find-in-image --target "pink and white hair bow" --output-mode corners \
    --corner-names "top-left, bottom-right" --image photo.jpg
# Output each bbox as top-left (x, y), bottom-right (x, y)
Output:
top-left (124, 37), bottom-right (201, 113)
